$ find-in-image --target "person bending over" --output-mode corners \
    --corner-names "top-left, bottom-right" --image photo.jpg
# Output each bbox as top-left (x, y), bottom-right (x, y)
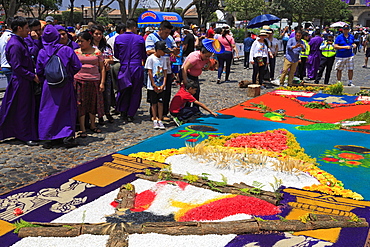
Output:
top-left (169, 80), bottom-right (218, 126)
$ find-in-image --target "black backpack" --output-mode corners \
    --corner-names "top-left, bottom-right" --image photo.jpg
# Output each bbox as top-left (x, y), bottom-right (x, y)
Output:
top-left (45, 46), bottom-right (68, 88)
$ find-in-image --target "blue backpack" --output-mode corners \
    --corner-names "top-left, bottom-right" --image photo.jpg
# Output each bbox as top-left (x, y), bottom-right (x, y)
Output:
top-left (45, 46), bottom-right (68, 87)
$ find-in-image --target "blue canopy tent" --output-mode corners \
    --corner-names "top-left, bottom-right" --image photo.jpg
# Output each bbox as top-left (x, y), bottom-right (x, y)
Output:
top-left (138, 11), bottom-right (184, 28)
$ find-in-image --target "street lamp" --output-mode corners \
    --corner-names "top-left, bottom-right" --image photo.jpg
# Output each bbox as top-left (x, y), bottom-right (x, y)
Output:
top-left (81, 5), bottom-right (84, 23)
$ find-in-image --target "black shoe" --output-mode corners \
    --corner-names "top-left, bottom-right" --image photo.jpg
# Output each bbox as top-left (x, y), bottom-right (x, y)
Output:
top-left (25, 140), bottom-right (39, 146)
top-left (63, 136), bottom-right (78, 148)
top-left (120, 111), bottom-right (127, 120)
top-left (127, 116), bottom-right (134, 122)
top-left (42, 141), bottom-right (53, 149)
top-left (98, 117), bottom-right (105, 125)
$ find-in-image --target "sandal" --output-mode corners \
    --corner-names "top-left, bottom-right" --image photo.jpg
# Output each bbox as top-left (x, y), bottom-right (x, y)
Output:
top-left (78, 131), bottom-right (87, 138)
top-left (90, 127), bottom-right (102, 133)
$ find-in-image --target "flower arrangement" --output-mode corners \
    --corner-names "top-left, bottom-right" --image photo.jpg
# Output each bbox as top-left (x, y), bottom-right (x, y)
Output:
top-left (320, 149), bottom-right (370, 168)
top-left (302, 165), bottom-right (363, 200)
top-left (129, 129), bottom-right (363, 200)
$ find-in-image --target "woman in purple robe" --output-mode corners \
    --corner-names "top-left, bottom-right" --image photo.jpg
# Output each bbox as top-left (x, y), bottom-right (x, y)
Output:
top-left (36, 25), bottom-right (82, 149)
top-left (0, 16), bottom-right (40, 146)
top-left (306, 30), bottom-right (323, 79)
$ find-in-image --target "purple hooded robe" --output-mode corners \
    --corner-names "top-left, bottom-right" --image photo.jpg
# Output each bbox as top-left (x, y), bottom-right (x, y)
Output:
top-left (306, 35), bottom-right (323, 79)
top-left (0, 34), bottom-right (37, 142)
top-left (24, 34), bottom-right (43, 63)
top-left (36, 25), bottom-right (82, 140)
top-left (114, 32), bottom-right (146, 117)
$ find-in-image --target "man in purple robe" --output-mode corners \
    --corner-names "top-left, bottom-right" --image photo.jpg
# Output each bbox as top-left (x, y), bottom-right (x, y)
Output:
top-left (24, 19), bottom-right (43, 63)
top-left (114, 19), bottom-right (146, 122)
top-left (36, 25), bottom-right (82, 149)
top-left (306, 30), bottom-right (323, 79)
top-left (0, 16), bottom-right (40, 146)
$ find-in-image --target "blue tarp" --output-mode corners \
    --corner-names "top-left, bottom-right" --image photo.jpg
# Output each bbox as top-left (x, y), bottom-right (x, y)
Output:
top-left (138, 11), bottom-right (184, 28)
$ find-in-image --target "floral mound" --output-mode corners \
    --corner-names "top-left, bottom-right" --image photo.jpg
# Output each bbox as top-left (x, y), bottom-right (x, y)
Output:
top-left (129, 129), bottom-right (363, 200)
top-left (125, 180), bottom-right (281, 223)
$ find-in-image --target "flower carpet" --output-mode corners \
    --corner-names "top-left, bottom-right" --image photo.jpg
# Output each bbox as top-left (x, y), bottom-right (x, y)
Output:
top-left (1, 91), bottom-right (370, 246)
top-left (218, 90), bottom-right (370, 131)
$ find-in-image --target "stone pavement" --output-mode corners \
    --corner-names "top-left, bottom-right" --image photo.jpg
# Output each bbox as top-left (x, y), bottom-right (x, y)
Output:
top-left (0, 52), bottom-right (369, 195)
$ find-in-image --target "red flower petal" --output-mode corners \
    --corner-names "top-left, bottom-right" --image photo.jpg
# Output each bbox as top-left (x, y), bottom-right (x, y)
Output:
top-left (171, 134), bottom-right (181, 137)
top-left (190, 133), bottom-right (199, 137)
top-left (187, 139), bottom-right (198, 142)
top-left (110, 201), bottom-right (119, 208)
top-left (178, 130), bottom-right (189, 132)
top-left (13, 208), bottom-right (24, 216)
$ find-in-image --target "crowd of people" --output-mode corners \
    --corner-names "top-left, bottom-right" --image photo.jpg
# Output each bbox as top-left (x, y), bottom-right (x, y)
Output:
top-left (0, 15), bottom-right (368, 149)
top-left (244, 23), bottom-right (369, 87)
top-left (0, 17), bottom-right (222, 149)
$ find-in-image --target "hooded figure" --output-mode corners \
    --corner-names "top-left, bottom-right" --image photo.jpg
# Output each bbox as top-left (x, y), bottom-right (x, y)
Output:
top-left (54, 25), bottom-right (79, 50)
top-left (36, 25), bottom-right (82, 147)
top-left (0, 29), bottom-right (38, 143)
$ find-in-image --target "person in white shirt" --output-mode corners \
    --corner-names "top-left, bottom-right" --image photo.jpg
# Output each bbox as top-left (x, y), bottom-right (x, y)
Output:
top-left (249, 30), bottom-right (270, 87)
top-left (0, 25), bottom-right (13, 83)
top-left (266, 29), bottom-right (279, 80)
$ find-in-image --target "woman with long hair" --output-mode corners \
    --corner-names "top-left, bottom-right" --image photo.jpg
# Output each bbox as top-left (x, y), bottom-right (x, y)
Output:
top-left (91, 25), bottom-right (115, 124)
top-left (216, 28), bottom-right (238, 84)
top-left (74, 31), bottom-right (106, 137)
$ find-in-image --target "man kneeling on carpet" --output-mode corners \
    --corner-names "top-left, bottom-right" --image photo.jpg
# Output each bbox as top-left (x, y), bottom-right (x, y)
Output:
top-left (169, 80), bottom-right (218, 126)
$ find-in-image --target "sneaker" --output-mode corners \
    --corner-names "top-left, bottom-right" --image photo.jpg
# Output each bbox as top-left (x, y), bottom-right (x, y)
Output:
top-left (173, 117), bottom-right (183, 127)
top-left (158, 120), bottom-right (166, 130)
top-left (362, 65), bottom-right (367, 68)
top-left (153, 120), bottom-right (160, 129)
top-left (216, 79), bottom-right (221, 84)
top-left (348, 83), bottom-right (355, 86)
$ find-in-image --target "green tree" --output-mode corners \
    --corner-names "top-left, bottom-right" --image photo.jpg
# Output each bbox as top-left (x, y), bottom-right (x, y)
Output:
top-left (224, 0), bottom-right (265, 21)
top-left (195, 0), bottom-right (219, 25)
top-left (22, 0), bottom-right (62, 20)
top-left (62, 11), bottom-right (83, 25)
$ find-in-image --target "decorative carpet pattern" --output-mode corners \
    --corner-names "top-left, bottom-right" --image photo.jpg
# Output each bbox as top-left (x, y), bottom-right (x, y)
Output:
top-left (218, 92), bottom-right (370, 130)
top-left (1, 91), bottom-right (370, 246)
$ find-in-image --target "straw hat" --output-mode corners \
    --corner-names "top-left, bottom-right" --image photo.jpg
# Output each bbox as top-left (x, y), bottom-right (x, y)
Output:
top-left (259, 30), bottom-right (269, 36)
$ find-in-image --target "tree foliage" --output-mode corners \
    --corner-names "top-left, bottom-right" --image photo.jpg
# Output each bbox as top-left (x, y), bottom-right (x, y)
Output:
top-left (226, 0), bottom-right (351, 26)
top-left (224, 0), bottom-right (265, 21)
top-left (195, 0), bottom-right (220, 25)
top-left (22, 0), bottom-right (62, 19)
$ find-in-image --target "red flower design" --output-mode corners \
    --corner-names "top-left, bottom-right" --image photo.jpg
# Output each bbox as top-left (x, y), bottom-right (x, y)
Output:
top-left (338, 153), bottom-right (364, 160)
top-left (190, 133), bottom-right (199, 137)
top-left (178, 130), bottom-right (188, 132)
top-left (187, 139), bottom-right (198, 142)
top-left (322, 157), bottom-right (339, 162)
top-left (13, 208), bottom-right (23, 216)
top-left (345, 161), bottom-right (362, 166)
top-left (171, 134), bottom-right (181, 137)
top-left (208, 135), bottom-right (218, 137)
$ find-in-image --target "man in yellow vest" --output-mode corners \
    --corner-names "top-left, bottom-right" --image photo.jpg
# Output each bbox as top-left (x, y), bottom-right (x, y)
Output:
top-left (314, 35), bottom-right (336, 84)
top-left (297, 32), bottom-right (310, 81)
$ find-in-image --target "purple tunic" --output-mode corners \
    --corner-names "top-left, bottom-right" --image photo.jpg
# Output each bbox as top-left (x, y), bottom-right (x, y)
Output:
top-left (36, 25), bottom-right (82, 140)
top-left (24, 34), bottom-right (43, 62)
top-left (306, 35), bottom-right (323, 79)
top-left (114, 32), bottom-right (146, 117)
top-left (0, 34), bottom-right (37, 142)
